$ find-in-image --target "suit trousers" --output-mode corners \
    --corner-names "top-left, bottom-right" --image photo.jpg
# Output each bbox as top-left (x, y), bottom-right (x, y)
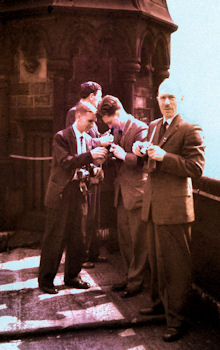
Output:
top-left (38, 182), bottom-right (85, 287)
top-left (147, 219), bottom-right (192, 328)
top-left (85, 183), bottom-right (100, 261)
top-left (117, 195), bottom-right (148, 291)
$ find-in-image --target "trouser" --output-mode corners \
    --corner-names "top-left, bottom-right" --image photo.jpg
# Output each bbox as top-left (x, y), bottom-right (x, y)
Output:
top-left (84, 183), bottom-right (100, 261)
top-left (147, 219), bottom-right (192, 328)
top-left (117, 196), bottom-right (148, 291)
top-left (38, 182), bottom-right (85, 287)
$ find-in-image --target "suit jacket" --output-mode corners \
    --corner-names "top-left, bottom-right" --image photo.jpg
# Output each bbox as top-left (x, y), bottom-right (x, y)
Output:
top-left (142, 114), bottom-right (205, 224)
top-left (45, 126), bottom-right (99, 209)
top-left (114, 115), bottom-right (148, 211)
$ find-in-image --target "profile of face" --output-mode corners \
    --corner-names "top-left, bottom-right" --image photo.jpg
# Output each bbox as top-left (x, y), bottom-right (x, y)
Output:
top-left (157, 80), bottom-right (181, 120)
top-left (77, 111), bottom-right (97, 133)
top-left (90, 89), bottom-right (102, 108)
top-left (102, 110), bottom-right (121, 129)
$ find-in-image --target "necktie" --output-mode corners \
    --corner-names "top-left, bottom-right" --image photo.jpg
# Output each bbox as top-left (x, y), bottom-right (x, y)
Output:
top-left (80, 136), bottom-right (84, 154)
top-left (158, 121), bottom-right (168, 143)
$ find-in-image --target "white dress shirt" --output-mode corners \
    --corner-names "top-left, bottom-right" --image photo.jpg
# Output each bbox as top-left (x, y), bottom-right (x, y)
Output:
top-left (72, 123), bottom-right (87, 155)
top-left (162, 114), bottom-right (177, 129)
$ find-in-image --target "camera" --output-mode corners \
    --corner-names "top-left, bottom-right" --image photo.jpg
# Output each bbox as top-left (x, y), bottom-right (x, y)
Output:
top-left (76, 167), bottom-right (90, 182)
top-left (76, 164), bottom-right (100, 182)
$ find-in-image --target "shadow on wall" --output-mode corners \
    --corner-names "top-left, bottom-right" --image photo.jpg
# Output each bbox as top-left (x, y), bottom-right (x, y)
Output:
top-left (192, 177), bottom-right (220, 301)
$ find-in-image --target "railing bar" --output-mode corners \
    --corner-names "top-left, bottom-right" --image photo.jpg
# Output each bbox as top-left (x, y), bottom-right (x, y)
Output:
top-left (9, 154), bottom-right (52, 160)
top-left (193, 189), bottom-right (220, 202)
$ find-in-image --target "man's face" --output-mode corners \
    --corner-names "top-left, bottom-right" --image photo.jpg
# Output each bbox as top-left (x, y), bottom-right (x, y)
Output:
top-left (77, 112), bottom-right (97, 132)
top-left (91, 90), bottom-right (102, 108)
top-left (102, 110), bottom-right (121, 129)
top-left (157, 91), bottom-right (178, 120)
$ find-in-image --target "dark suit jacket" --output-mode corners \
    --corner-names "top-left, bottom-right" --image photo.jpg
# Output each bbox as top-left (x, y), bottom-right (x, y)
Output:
top-left (142, 114), bottom-right (205, 224)
top-left (45, 126), bottom-right (98, 209)
top-left (114, 115), bottom-right (148, 211)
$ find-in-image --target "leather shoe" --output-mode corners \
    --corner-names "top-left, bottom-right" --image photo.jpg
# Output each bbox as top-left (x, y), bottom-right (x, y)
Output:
top-left (111, 281), bottom-right (127, 292)
top-left (120, 288), bottom-right (140, 298)
top-left (139, 304), bottom-right (164, 316)
top-left (82, 261), bottom-right (95, 269)
top-left (39, 285), bottom-right (58, 294)
top-left (64, 277), bottom-right (90, 289)
top-left (162, 327), bottom-right (185, 342)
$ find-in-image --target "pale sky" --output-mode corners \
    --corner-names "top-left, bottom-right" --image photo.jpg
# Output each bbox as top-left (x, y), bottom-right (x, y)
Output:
top-left (166, 0), bottom-right (220, 179)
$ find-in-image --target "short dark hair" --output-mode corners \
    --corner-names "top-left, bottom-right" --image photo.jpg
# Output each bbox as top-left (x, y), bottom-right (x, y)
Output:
top-left (80, 81), bottom-right (102, 99)
top-left (98, 95), bottom-right (121, 116)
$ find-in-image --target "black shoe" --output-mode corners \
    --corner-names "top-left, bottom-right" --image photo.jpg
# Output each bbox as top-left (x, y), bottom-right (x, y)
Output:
top-left (120, 288), bottom-right (141, 298)
top-left (64, 277), bottom-right (90, 289)
top-left (39, 285), bottom-right (58, 294)
top-left (139, 303), bottom-right (164, 316)
top-left (162, 327), bottom-right (185, 342)
top-left (111, 281), bottom-right (127, 292)
top-left (82, 261), bottom-right (95, 269)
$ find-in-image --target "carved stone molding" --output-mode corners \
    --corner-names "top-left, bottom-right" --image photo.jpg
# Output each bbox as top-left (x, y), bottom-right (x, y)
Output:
top-left (119, 61), bottom-right (141, 82)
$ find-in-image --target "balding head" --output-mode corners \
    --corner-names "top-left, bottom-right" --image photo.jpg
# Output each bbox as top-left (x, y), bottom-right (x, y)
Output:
top-left (158, 79), bottom-right (183, 101)
top-left (157, 78), bottom-right (183, 120)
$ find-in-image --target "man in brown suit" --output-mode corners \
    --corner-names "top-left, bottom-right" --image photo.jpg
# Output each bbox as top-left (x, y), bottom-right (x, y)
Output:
top-left (133, 78), bottom-right (205, 341)
top-left (98, 95), bottom-right (148, 298)
top-left (38, 102), bottom-right (108, 294)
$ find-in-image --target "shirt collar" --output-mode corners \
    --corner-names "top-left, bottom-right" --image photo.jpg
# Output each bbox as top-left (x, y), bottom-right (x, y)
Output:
top-left (72, 122), bottom-right (86, 139)
top-left (163, 114), bottom-right (177, 126)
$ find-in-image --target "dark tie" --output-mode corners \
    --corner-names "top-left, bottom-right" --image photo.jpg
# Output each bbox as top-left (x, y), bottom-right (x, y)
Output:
top-left (80, 136), bottom-right (84, 153)
top-left (158, 121), bottom-right (168, 143)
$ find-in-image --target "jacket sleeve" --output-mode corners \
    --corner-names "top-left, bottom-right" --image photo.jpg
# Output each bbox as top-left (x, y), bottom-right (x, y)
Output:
top-left (160, 124), bottom-right (205, 178)
top-left (53, 131), bottom-right (93, 170)
top-left (124, 126), bottom-right (148, 167)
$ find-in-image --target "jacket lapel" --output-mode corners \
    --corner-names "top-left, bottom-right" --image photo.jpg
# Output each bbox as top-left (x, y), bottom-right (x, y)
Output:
top-left (151, 119), bottom-right (162, 145)
top-left (70, 127), bottom-right (77, 154)
top-left (119, 117), bottom-right (132, 148)
top-left (158, 114), bottom-right (181, 147)
top-left (84, 133), bottom-right (92, 151)
top-left (146, 115), bottom-right (181, 172)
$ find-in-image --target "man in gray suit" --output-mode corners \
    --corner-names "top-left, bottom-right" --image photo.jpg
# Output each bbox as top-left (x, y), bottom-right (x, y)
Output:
top-left (133, 78), bottom-right (205, 341)
top-left (98, 95), bottom-right (148, 298)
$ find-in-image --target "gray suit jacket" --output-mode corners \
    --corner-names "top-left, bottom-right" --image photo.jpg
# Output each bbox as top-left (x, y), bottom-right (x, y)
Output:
top-left (114, 115), bottom-right (148, 211)
top-left (142, 114), bottom-right (205, 224)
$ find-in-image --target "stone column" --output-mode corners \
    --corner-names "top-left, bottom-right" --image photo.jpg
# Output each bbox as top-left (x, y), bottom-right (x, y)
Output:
top-left (119, 61), bottom-right (141, 114)
top-left (0, 60), bottom-right (10, 228)
top-left (48, 59), bottom-right (70, 134)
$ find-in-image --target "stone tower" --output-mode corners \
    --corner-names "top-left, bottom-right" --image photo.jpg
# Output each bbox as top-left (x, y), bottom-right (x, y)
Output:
top-left (0, 0), bottom-right (177, 230)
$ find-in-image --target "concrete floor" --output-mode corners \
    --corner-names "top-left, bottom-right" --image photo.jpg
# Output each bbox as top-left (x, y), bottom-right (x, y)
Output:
top-left (0, 247), bottom-right (219, 349)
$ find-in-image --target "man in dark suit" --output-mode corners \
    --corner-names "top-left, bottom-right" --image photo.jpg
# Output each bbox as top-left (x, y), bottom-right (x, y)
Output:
top-left (98, 95), bottom-right (149, 298)
top-left (65, 82), bottom-right (113, 267)
top-left (133, 78), bottom-right (205, 341)
top-left (38, 102), bottom-right (108, 294)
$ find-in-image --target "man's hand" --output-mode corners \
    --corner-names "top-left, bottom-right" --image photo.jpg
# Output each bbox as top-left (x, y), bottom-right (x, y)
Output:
top-left (110, 144), bottom-right (127, 161)
top-left (132, 141), bottom-right (151, 157)
top-left (94, 157), bottom-right (106, 165)
top-left (147, 145), bottom-right (166, 161)
top-left (91, 147), bottom-right (108, 160)
top-left (99, 133), bottom-right (114, 147)
top-left (93, 167), bottom-right (104, 181)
